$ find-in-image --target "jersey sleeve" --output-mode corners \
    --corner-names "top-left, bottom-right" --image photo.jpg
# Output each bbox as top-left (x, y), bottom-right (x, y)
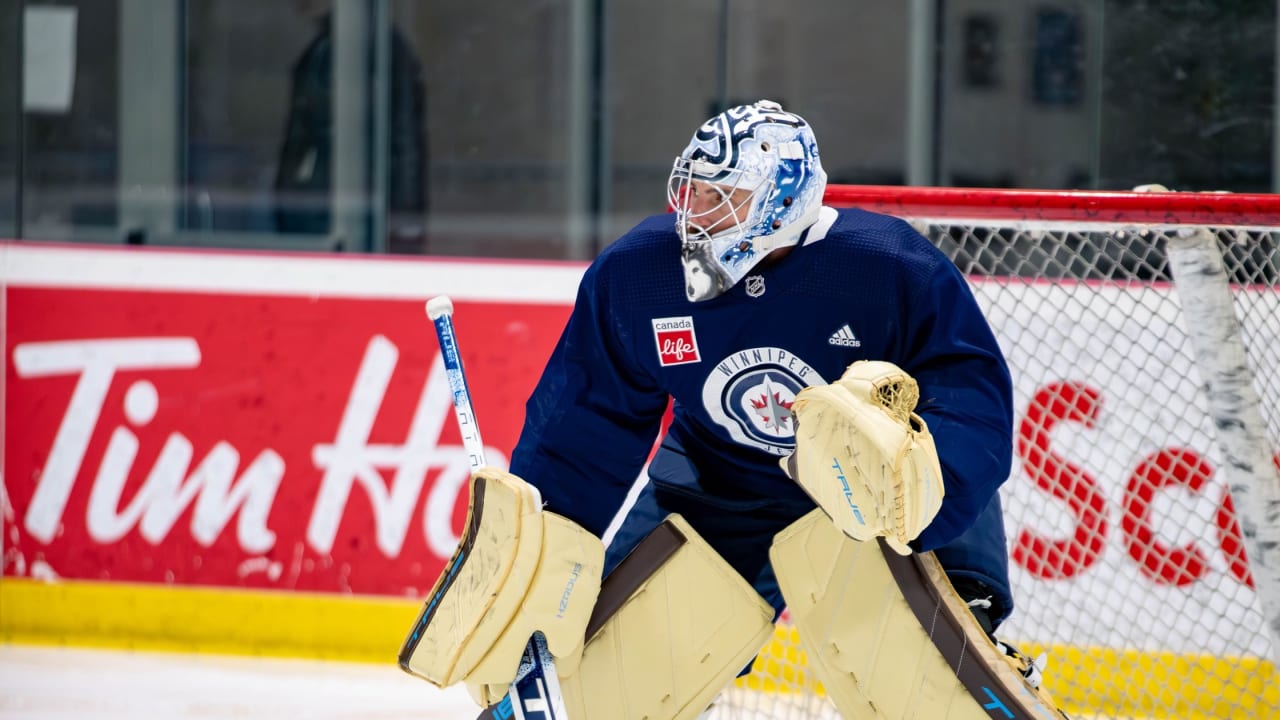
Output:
top-left (901, 251), bottom-right (1015, 552)
top-left (508, 254), bottom-right (670, 538)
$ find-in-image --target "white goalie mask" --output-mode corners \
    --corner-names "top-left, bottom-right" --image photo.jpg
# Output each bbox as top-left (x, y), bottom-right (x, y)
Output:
top-left (667, 100), bottom-right (827, 302)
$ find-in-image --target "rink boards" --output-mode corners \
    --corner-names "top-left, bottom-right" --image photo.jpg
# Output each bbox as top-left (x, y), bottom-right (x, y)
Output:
top-left (2, 242), bottom-right (1277, 716)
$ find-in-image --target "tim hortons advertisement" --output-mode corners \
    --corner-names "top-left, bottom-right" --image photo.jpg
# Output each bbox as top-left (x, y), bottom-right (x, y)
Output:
top-left (2, 243), bottom-right (1273, 657)
top-left (3, 244), bottom-right (581, 597)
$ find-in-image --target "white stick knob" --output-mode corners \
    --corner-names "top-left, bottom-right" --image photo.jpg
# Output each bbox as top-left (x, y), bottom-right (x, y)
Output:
top-left (425, 296), bottom-right (454, 320)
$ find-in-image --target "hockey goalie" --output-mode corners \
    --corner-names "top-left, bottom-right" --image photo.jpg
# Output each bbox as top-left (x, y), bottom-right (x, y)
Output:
top-left (399, 100), bottom-right (1069, 719)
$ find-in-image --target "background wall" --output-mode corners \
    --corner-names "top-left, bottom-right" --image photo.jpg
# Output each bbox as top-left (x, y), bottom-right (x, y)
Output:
top-left (1, 0), bottom-right (1275, 260)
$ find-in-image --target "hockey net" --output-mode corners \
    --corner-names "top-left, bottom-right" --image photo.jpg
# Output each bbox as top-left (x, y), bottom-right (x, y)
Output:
top-left (713, 185), bottom-right (1280, 720)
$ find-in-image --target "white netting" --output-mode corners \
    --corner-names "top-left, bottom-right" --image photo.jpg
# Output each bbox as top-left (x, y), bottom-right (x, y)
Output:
top-left (711, 188), bottom-right (1280, 720)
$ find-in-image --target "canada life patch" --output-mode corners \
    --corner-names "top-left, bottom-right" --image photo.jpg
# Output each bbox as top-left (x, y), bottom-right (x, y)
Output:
top-left (652, 316), bottom-right (701, 366)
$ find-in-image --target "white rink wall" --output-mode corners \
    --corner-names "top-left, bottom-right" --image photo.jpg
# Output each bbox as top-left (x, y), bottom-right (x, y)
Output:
top-left (985, 283), bottom-right (1276, 659)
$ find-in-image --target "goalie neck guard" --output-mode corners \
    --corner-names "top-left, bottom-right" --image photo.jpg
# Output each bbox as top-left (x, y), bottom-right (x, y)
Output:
top-left (667, 100), bottom-right (828, 302)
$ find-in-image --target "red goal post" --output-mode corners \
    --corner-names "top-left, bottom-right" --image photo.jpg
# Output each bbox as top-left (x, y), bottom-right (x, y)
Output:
top-left (715, 185), bottom-right (1280, 720)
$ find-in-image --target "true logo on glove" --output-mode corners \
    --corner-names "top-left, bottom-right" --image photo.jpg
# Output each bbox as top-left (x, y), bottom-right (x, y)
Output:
top-left (832, 457), bottom-right (866, 525)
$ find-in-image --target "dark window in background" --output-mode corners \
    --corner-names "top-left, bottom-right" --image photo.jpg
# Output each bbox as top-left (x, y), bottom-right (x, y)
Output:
top-left (3, 1), bottom-right (1276, 251)
top-left (603, 2), bottom-right (914, 234)
top-left (20, 0), bottom-right (120, 237)
top-left (963, 13), bottom-right (1000, 89)
top-left (395, 0), bottom-right (577, 259)
top-left (1032, 8), bottom-right (1083, 106)
top-left (183, 1), bottom-right (306, 235)
top-left (1100, 1), bottom-right (1275, 191)
top-left (0, 1), bottom-right (18, 237)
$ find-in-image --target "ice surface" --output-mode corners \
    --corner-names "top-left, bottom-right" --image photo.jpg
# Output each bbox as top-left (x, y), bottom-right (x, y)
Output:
top-left (0, 643), bottom-right (1126, 719)
top-left (0, 644), bottom-right (477, 719)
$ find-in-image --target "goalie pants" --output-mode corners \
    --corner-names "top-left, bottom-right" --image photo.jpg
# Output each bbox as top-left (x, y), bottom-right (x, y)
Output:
top-left (605, 435), bottom-right (1015, 630)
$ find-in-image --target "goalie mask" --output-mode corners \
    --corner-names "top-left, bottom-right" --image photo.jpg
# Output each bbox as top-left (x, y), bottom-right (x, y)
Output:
top-left (667, 100), bottom-right (827, 302)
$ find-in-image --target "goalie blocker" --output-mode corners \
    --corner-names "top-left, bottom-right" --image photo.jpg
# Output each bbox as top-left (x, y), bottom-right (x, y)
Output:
top-left (398, 467), bottom-right (604, 694)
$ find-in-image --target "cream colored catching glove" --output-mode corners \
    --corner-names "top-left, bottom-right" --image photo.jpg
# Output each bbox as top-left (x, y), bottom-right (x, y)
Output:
top-left (782, 360), bottom-right (945, 554)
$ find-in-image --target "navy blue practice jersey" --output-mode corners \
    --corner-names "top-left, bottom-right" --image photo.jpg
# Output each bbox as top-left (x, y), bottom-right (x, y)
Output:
top-left (509, 206), bottom-right (1014, 552)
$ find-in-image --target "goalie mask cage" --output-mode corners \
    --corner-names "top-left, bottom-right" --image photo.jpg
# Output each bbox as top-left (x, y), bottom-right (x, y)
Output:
top-left (713, 185), bottom-right (1280, 720)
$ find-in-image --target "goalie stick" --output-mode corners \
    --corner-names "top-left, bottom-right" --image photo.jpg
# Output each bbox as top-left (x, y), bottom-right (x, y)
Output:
top-left (410, 296), bottom-right (571, 720)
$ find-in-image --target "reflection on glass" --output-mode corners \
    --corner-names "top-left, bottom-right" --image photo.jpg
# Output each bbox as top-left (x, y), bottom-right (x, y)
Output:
top-left (271, 0), bottom-right (427, 253)
top-left (5, 1), bottom-right (1276, 250)
top-left (183, 1), bottom-right (324, 237)
top-left (1032, 8), bottom-right (1083, 107)
top-left (182, 0), bottom-right (428, 253)
top-left (21, 1), bottom-right (120, 240)
top-left (0, 1), bottom-right (18, 238)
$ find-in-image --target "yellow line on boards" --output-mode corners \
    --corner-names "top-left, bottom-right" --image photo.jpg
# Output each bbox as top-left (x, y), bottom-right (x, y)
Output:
top-left (1, 578), bottom-right (421, 663)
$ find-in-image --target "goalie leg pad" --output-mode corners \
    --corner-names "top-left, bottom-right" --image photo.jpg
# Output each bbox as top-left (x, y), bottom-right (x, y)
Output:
top-left (557, 514), bottom-right (776, 720)
top-left (771, 509), bottom-right (1068, 720)
top-left (398, 467), bottom-right (604, 690)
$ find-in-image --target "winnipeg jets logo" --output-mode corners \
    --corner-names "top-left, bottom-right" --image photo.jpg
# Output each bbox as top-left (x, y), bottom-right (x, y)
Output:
top-left (701, 347), bottom-right (826, 455)
top-left (750, 375), bottom-right (792, 428)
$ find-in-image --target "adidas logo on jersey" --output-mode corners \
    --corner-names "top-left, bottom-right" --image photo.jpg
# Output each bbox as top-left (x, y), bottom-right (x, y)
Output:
top-left (828, 324), bottom-right (862, 348)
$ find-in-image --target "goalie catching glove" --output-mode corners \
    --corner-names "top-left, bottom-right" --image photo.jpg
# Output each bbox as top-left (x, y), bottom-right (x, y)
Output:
top-left (783, 360), bottom-right (945, 554)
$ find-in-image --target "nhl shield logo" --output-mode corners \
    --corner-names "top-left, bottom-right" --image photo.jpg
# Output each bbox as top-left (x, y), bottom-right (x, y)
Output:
top-left (745, 275), bottom-right (766, 298)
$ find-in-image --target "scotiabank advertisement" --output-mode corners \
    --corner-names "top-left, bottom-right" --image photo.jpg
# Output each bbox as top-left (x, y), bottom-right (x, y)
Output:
top-left (3, 241), bottom-right (1275, 661)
